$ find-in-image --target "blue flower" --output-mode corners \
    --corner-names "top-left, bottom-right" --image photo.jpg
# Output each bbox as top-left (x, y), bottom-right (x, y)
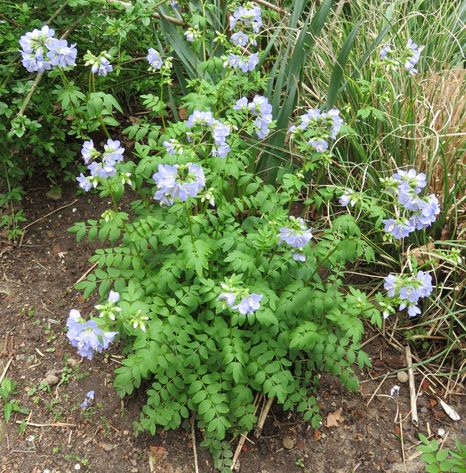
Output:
top-left (19, 25), bottom-right (55, 72)
top-left (234, 95), bottom-right (273, 139)
top-left (153, 163), bottom-right (205, 205)
top-left (382, 218), bottom-right (415, 239)
top-left (339, 189), bottom-right (356, 207)
top-left (163, 139), bottom-right (183, 155)
top-left (225, 52), bottom-right (259, 72)
top-left (384, 270), bottom-right (433, 318)
top-left (80, 390), bottom-right (95, 409)
top-left (66, 310), bottom-right (117, 360)
top-left (233, 293), bottom-right (263, 315)
top-left (231, 31), bottom-right (250, 46)
top-left (384, 274), bottom-right (397, 297)
top-left (86, 51), bottom-right (113, 76)
top-left (229, 4), bottom-right (263, 33)
top-left (409, 195), bottom-right (440, 230)
top-left (46, 38), bottom-right (77, 68)
top-left (147, 48), bottom-right (162, 70)
top-left (405, 38), bottom-right (423, 75)
top-left (81, 140), bottom-right (97, 164)
top-left (218, 292), bottom-right (237, 307)
top-left (293, 252), bottom-right (306, 262)
top-left (308, 138), bottom-right (328, 153)
top-left (103, 139), bottom-right (124, 166)
top-left (290, 107), bottom-right (343, 150)
top-left (211, 121), bottom-right (231, 158)
top-left (185, 110), bottom-right (215, 128)
top-left (393, 169), bottom-right (426, 194)
top-left (76, 173), bottom-right (96, 192)
top-left (380, 44), bottom-right (393, 60)
top-left (278, 217), bottom-right (313, 249)
top-left (233, 97), bottom-right (249, 110)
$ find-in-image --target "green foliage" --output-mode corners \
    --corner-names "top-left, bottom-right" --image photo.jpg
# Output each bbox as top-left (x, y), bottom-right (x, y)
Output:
top-left (0, 377), bottom-right (29, 423)
top-left (70, 63), bottom-right (380, 459)
top-left (417, 435), bottom-right (466, 473)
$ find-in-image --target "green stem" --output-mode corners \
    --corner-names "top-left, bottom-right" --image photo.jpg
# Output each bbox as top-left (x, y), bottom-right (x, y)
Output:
top-left (185, 203), bottom-right (195, 244)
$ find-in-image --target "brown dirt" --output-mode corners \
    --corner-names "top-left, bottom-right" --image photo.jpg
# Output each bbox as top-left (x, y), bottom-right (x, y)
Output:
top-left (1, 183), bottom-right (464, 473)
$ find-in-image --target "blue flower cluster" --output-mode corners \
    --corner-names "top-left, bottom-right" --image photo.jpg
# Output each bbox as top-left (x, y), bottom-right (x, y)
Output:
top-left (380, 38), bottom-right (423, 75)
top-left (84, 51), bottom-right (113, 76)
top-left (278, 217), bottom-right (313, 262)
top-left (80, 390), bottom-right (95, 409)
top-left (289, 108), bottom-right (343, 153)
top-left (185, 110), bottom-right (231, 158)
top-left (19, 25), bottom-right (77, 73)
top-left (218, 282), bottom-right (263, 315)
top-left (384, 270), bottom-right (433, 317)
top-left (77, 139), bottom-right (125, 192)
top-left (229, 3), bottom-right (263, 33)
top-left (66, 310), bottom-right (117, 360)
top-left (233, 96), bottom-right (273, 139)
top-left (226, 3), bottom-right (262, 72)
top-left (382, 169), bottom-right (440, 239)
top-left (225, 53), bottom-right (259, 73)
top-left (153, 163), bottom-right (205, 206)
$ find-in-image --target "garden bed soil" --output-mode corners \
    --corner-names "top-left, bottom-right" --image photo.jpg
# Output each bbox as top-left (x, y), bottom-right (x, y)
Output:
top-left (1, 182), bottom-right (464, 473)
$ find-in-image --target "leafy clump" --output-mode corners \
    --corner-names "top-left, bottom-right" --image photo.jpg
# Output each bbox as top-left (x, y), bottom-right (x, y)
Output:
top-left (69, 69), bottom-right (379, 461)
top-left (417, 435), bottom-right (466, 473)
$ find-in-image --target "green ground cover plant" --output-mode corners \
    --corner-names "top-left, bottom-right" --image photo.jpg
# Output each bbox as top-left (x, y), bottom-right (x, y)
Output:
top-left (2, 0), bottom-right (464, 470)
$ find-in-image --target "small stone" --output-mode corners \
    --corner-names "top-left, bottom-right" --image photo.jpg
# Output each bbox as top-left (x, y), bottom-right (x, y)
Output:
top-left (68, 358), bottom-right (79, 367)
top-left (46, 188), bottom-right (62, 201)
top-left (130, 469), bottom-right (138, 473)
top-left (282, 436), bottom-right (295, 450)
top-left (397, 371), bottom-right (409, 383)
top-left (123, 430), bottom-right (130, 436)
top-left (130, 459), bottom-right (137, 466)
top-left (43, 374), bottom-right (59, 386)
top-left (421, 407), bottom-right (428, 413)
top-left (100, 443), bottom-right (114, 452)
top-left (74, 464), bottom-right (81, 471)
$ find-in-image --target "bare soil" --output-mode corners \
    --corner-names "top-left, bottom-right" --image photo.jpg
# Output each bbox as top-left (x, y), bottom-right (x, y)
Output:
top-left (1, 183), bottom-right (464, 473)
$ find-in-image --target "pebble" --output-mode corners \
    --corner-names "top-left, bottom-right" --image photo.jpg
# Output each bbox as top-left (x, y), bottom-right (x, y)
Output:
top-left (420, 407), bottom-right (428, 413)
top-left (282, 436), bottom-right (296, 450)
top-left (130, 469), bottom-right (138, 473)
top-left (397, 371), bottom-right (409, 383)
top-left (100, 443), bottom-right (114, 452)
top-left (42, 374), bottom-right (59, 386)
top-left (68, 358), bottom-right (79, 367)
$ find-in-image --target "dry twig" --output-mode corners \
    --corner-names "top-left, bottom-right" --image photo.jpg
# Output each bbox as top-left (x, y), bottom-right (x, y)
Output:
top-left (405, 345), bottom-right (419, 426)
top-left (0, 358), bottom-right (13, 385)
top-left (190, 413), bottom-right (199, 473)
top-left (255, 396), bottom-right (274, 437)
top-left (19, 199), bottom-right (78, 247)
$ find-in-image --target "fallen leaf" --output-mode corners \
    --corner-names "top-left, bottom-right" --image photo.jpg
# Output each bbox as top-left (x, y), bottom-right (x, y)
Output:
top-left (432, 409), bottom-right (446, 420)
top-left (325, 407), bottom-right (343, 428)
top-left (394, 425), bottom-right (401, 436)
top-left (312, 430), bottom-right (322, 441)
top-left (178, 107), bottom-right (188, 120)
top-left (439, 399), bottom-right (461, 421)
top-left (421, 379), bottom-right (431, 392)
top-left (429, 398), bottom-right (438, 408)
